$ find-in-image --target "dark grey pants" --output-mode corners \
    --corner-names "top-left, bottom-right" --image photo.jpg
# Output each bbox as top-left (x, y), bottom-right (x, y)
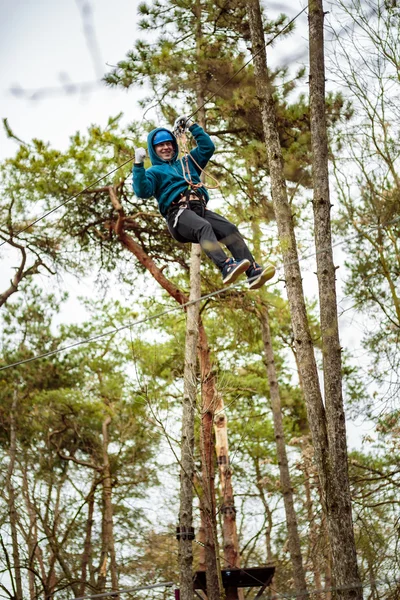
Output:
top-left (167, 202), bottom-right (254, 271)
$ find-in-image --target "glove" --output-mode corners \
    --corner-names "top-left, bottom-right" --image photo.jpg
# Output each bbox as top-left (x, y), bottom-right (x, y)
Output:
top-left (134, 147), bottom-right (147, 163)
top-left (173, 115), bottom-right (195, 132)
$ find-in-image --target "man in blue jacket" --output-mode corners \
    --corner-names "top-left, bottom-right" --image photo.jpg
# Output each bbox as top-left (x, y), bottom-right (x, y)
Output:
top-left (133, 116), bottom-right (275, 289)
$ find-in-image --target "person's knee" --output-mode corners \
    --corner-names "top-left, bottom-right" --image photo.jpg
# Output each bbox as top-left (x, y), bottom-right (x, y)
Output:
top-left (197, 221), bottom-right (220, 252)
top-left (197, 220), bottom-right (214, 239)
top-left (220, 223), bottom-right (243, 246)
top-left (226, 222), bottom-right (240, 236)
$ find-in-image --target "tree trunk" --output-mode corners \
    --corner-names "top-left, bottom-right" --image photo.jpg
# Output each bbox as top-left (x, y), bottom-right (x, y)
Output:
top-left (178, 8), bottom-right (216, 595)
top-left (245, 0), bottom-right (329, 486)
top-left (21, 463), bottom-right (45, 599)
top-left (80, 478), bottom-right (98, 596)
top-left (98, 415), bottom-right (119, 596)
top-left (39, 471), bottom-right (81, 597)
top-left (214, 395), bottom-right (243, 600)
top-left (196, 482), bottom-right (207, 572)
top-left (199, 326), bottom-right (225, 600)
top-left (214, 395), bottom-right (241, 571)
top-left (110, 191), bottom-right (223, 599)
top-left (245, 3), bottom-right (361, 599)
top-left (179, 243), bottom-right (201, 600)
top-left (6, 389), bottom-right (23, 600)
top-left (253, 458), bottom-right (273, 563)
top-left (194, 10), bottom-right (225, 591)
top-left (308, 1), bottom-right (362, 597)
top-left (258, 308), bottom-right (307, 595)
top-left (295, 437), bottom-right (322, 591)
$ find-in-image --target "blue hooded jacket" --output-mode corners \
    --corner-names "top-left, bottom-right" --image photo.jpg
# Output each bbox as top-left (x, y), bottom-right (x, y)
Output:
top-left (132, 123), bottom-right (215, 218)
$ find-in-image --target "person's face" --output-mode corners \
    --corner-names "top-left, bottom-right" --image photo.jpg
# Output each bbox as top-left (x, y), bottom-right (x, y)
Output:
top-left (154, 141), bottom-right (174, 160)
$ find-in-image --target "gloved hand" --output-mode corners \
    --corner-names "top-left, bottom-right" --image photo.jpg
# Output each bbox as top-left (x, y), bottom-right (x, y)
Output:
top-left (173, 115), bottom-right (195, 132)
top-left (134, 147), bottom-right (147, 163)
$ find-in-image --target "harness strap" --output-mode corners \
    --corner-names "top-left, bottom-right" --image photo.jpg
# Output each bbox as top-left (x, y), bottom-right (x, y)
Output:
top-left (173, 205), bottom-right (187, 228)
top-left (169, 193), bottom-right (206, 228)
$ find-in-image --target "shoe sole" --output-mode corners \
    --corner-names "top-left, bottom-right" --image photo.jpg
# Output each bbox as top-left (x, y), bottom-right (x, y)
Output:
top-left (223, 259), bottom-right (251, 285)
top-left (248, 265), bottom-right (276, 290)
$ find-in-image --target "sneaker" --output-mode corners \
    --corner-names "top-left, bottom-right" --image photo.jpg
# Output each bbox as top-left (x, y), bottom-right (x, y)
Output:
top-left (247, 262), bottom-right (276, 290)
top-left (221, 258), bottom-right (251, 285)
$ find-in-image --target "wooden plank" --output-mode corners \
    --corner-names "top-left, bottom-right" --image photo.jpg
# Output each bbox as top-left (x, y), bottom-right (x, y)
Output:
top-left (193, 566), bottom-right (275, 590)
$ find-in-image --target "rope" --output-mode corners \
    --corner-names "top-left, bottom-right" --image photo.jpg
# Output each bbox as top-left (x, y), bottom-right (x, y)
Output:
top-left (177, 131), bottom-right (220, 190)
top-left (178, 134), bottom-right (204, 190)
top-left (0, 278), bottom-right (250, 372)
top-left (71, 582), bottom-right (174, 600)
top-left (1, 213), bottom-right (399, 373)
top-left (0, 156), bottom-right (135, 249)
top-left (181, 134), bottom-right (221, 190)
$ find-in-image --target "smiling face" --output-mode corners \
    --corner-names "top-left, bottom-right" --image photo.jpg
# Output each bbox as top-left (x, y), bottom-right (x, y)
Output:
top-left (154, 141), bottom-right (175, 161)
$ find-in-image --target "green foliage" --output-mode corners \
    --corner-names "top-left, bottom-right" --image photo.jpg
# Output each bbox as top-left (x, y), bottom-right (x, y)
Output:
top-left (1, 0), bottom-right (399, 594)
top-left (0, 288), bottom-right (170, 597)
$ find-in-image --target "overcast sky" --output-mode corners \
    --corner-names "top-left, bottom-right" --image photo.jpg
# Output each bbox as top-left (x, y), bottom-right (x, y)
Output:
top-left (0, 0), bottom-right (310, 161)
top-left (0, 0), bottom-right (143, 160)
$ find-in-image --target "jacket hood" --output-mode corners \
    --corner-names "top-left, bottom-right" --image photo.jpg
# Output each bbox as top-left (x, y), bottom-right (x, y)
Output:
top-left (147, 127), bottom-right (179, 165)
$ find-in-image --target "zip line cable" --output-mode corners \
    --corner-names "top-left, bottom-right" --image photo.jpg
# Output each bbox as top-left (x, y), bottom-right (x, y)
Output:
top-left (0, 156), bottom-right (134, 249)
top-left (2, 7), bottom-right (396, 591)
top-left (63, 576), bottom-right (400, 600)
top-left (0, 278), bottom-right (249, 371)
top-left (0, 6), bottom-right (307, 249)
top-left (71, 582), bottom-right (174, 600)
top-left (262, 578), bottom-right (400, 600)
top-left (1, 213), bottom-right (399, 373)
top-left (194, 538), bottom-right (400, 598)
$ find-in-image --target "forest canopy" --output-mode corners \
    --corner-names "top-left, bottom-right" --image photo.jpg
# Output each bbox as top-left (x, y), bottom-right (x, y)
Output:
top-left (0, 1), bottom-right (399, 600)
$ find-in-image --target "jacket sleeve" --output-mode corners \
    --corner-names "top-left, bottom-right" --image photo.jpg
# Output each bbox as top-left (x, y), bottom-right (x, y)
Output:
top-left (188, 124), bottom-right (215, 170)
top-left (132, 164), bottom-right (158, 198)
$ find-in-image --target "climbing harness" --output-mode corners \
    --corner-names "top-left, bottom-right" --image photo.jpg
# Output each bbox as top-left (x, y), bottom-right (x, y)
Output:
top-left (168, 190), bottom-right (206, 228)
top-left (169, 122), bottom-right (220, 228)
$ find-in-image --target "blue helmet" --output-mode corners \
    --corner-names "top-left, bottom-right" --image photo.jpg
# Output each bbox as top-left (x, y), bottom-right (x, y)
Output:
top-left (153, 130), bottom-right (174, 145)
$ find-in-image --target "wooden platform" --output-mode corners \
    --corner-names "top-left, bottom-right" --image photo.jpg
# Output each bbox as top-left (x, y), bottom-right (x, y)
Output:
top-left (193, 565), bottom-right (275, 590)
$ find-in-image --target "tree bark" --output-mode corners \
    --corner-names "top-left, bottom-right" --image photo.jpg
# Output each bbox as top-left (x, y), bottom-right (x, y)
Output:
top-left (253, 457), bottom-right (273, 563)
top-left (214, 395), bottom-right (240, 571)
top-left (6, 389), bottom-right (23, 600)
top-left (214, 395), bottom-right (243, 600)
top-left (258, 308), bottom-right (307, 595)
top-left (109, 191), bottom-right (223, 599)
top-left (198, 326), bottom-right (225, 600)
top-left (196, 477), bottom-right (207, 572)
top-left (294, 437), bottom-right (322, 591)
top-left (179, 243), bottom-right (201, 600)
top-left (21, 463), bottom-right (46, 599)
top-left (308, 1), bottom-right (362, 596)
top-left (80, 478), bottom-right (98, 596)
top-left (97, 415), bottom-right (119, 596)
top-left (245, 3), bottom-right (361, 599)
